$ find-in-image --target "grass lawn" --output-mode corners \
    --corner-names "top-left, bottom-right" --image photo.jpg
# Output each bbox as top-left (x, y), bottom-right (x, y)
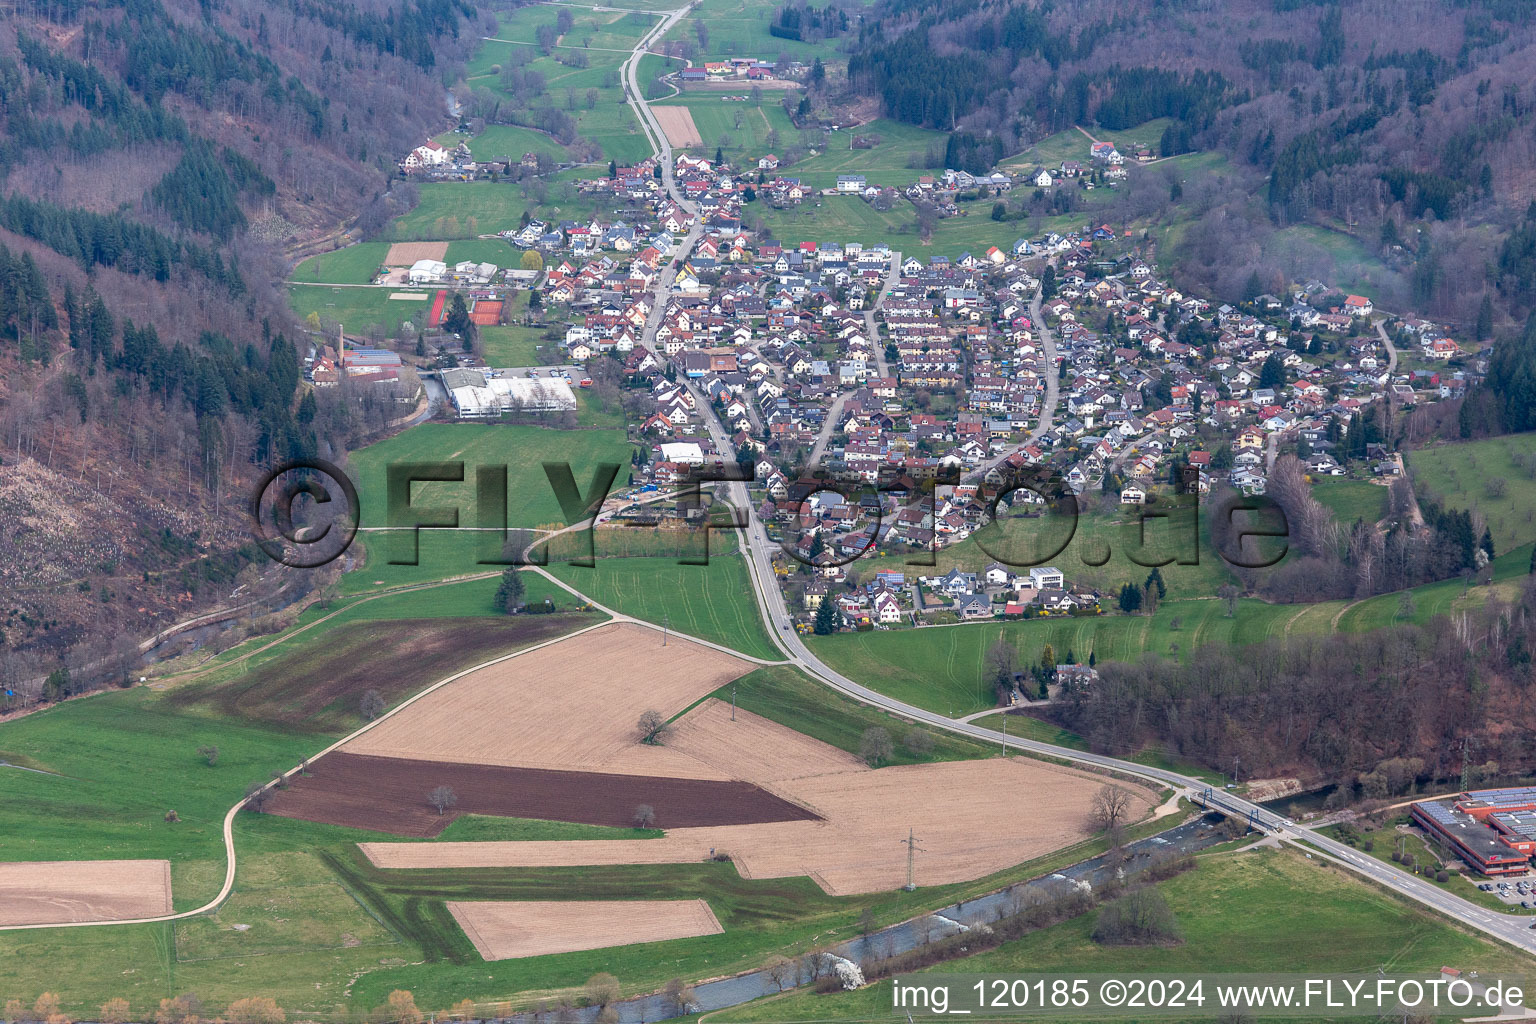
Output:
top-left (291, 242), bottom-right (390, 284)
top-left (860, 501), bottom-right (1241, 602)
top-left (0, 689), bottom-right (325, 900)
top-left (806, 596), bottom-right (1336, 717)
top-left (659, 0), bottom-right (850, 63)
top-left (710, 847), bottom-right (1533, 1022)
top-left (757, 196), bottom-right (1105, 261)
top-left (443, 124), bottom-right (566, 163)
top-left (445, 237), bottom-right (517, 267)
top-left (287, 284), bottom-right (429, 336)
top-left (339, 422), bottom-right (631, 592)
top-left (1310, 476), bottom-right (1390, 526)
top-left (725, 664), bottom-right (996, 765)
top-left (389, 173), bottom-right (605, 241)
top-left (547, 550), bottom-right (781, 661)
top-left (1409, 431), bottom-right (1536, 555)
top-left (1271, 223), bottom-right (1402, 303)
top-left (478, 324), bottom-right (546, 366)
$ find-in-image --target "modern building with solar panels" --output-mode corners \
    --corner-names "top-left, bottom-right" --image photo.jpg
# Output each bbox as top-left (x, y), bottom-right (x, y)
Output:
top-left (1411, 787), bottom-right (1536, 875)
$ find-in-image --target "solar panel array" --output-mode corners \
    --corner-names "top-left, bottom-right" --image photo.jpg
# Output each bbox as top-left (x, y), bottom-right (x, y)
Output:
top-left (1492, 809), bottom-right (1536, 839)
top-left (1466, 786), bottom-right (1536, 807)
top-left (1416, 800), bottom-right (1460, 827)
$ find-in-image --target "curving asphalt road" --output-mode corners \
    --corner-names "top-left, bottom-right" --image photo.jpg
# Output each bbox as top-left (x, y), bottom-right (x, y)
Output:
top-left (967, 289), bottom-right (1061, 483)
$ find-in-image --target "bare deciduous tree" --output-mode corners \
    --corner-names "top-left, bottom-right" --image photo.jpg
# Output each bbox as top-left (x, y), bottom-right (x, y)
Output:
top-left (633, 803), bottom-right (656, 828)
top-left (765, 954), bottom-right (793, 992)
top-left (584, 973), bottom-right (620, 1009)
top-left (663, 978), bottom-right (696, 1016)
top-left (360, 689), bottom-right (385, 721)
top-left (197, 745), bottom-right (219, 766)
top-left (428, 785), bottom-right (458, 815)
top-left (1089, 784), bottom-right (1133, 833)
top-left (858, 726), bottom-right (893, 766)
top-left (244, 782), bottom-right (271, 813)
top-left (637, 709), bottom-right (668, 744)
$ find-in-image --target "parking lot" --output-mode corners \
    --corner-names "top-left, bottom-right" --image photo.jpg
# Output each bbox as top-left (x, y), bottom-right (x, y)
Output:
top-left (1476, 875), bottom-right (1536, 907)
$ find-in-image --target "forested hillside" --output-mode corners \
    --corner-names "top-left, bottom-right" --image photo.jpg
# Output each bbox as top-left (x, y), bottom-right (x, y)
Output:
top-left (0, 0), bottom-right (481, 677)
top-left (841, 0), bottom-right (1536, 324)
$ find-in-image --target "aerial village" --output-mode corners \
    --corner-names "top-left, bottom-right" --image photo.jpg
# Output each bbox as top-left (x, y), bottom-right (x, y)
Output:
top-left (363, 125), bottom-right (1489, 638)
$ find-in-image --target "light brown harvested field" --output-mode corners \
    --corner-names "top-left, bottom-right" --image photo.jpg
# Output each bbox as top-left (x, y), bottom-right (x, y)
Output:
top-left (385, 241), bottom-right (449, 265)
top-left (666, 699), bottom-right (867, 782)
top-left (0, 860), bottom-right (172, 926)
top-left (654, 105), bottom-right (703, 148)
top-left (362, 757), bottom-right (1155, 895)
top-left (343, 622), bottom-right (751, 778)
top-left (449, 899), bottom-right (722, 960)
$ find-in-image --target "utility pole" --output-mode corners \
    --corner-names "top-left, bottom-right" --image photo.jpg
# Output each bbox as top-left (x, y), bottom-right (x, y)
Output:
top-left (1460, 736), bottom-right (1472, 793)
top-left (731, 683), bottom-right (736, 721)
top-left (1001, 712), bottom-right (1007, 753)
top-left (902, 828), bottom-right (923, 891)
top-left (662, 612), bottom-right (669, 647)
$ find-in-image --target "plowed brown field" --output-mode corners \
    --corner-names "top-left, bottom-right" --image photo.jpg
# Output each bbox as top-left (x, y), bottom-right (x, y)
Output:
top-left (266, 752), bottom-right (818, 836)
top-left (361, 757), bottom-right (1153, 894)
top-left (0, 860), bottom-right (171, 926)
top-left (449, 899), bottom-right (722, 960)
top-left (385, 241), bottom-right (448, 265)
top-left (342, 622), bottom-right (752, 778)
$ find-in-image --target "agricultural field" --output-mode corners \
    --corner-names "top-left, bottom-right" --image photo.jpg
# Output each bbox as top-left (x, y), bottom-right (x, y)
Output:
top-left (0, 860), bottom-right (171, 926)
top-left (710, 847), bottom-right (1533, 1022)
top-left (349, 619), bottom-right (1152, 896)
top-left (449, 898), bottom-right (723, 960)
top-left (340, 422), bottom-right (633, 592)
top-left (164, 614), bottom-right (597, 733)
top-left (547, 552), bottom-right (781, 661)
top-left (1409, 431), bottom-right (1536, 555)
top-left (341, 622), bottom-right (755, 776)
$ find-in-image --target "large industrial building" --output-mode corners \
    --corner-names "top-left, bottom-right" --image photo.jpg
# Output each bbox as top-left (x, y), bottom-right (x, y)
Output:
top-left (442, 368), bottom-right (577, 419)
top-left (1411, 787), bottom-right (1536, 876)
